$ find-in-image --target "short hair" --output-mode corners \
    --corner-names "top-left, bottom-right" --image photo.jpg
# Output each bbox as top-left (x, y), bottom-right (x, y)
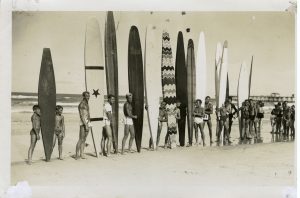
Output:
top-left (107, 94), bottom-right (115, 99)
top-left (56, 105), bottom-right (63, 110)
top-left (205, 96), bottom-right (210, 100)
top-left (228, 96), bottom-right (233, 100)
top-left (82, 91), bottom-right (90, 97)
top-left (32, 105), bottom-right (40, 111)
top-left (126, 93), bottom-right (132, 99)
top-left (196, 99), bottom-right (202, 103)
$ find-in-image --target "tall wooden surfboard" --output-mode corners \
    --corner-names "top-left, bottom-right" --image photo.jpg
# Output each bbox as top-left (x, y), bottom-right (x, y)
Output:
top-left (85, 18), bottom-right (105, 123)
top-left (215, 42), bottom-right (222, 109)
top-left (237, 61), bottom-right (249, 138)
top-left (218, 41), bottom-right (228, 141)
top-left (144, 25), bottom-right (161, 149)
top-left (196, 32), bottom-right (207, 104)
top-left (226, 73), bottom-right (229, 100)
top-left (105, 11), bottom-right (119, 152)
top-left (38, 48), bottom-right (56, 161)
top-left (249, 55), bottom-right (253, 97)
top-left (187, 39), bottom-right (195, 145)
top-left (128, 26), bottom-right (144, 152)
top-left (175, 31), bottom-right (187, 146)
top-left (162, 31), bottom-right (176, 111)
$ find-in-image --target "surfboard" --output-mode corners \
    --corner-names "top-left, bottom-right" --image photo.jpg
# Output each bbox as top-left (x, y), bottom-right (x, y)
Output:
top-left (215, 42), bottom-right (222, 108)
top-left (226, 73), bottom-right (229, 99)
top-left (161, 30), bottom-right (177, 147)
top-left (162, 31), bottom-right (176, 110)
top-left (186, 39), bottom-right (195, 146)
top-left (175, 31), bottom-right (187, 146)
top-left (144, 25), bottom-right (161, 150)
top-left (249, 55), bottom-right (253, 97)
top-left (237, 61), bottom-right (249, 138)
top-left (85, 18), bottom-right (105, 157)
top-left (218, 40), bottom-right (228, 142)
top-left (128, 26), bottom-right (144, 152)
top-left (215, 42), bottom-right (222, 137)
top-left (105, 11), bottom-right (119, 153)
top-left (38, 48), bottom-right (56, 161)
top-left (196, 32), bottom-right (207, 105)
top-left (85, 18), bottom-right (105, 122)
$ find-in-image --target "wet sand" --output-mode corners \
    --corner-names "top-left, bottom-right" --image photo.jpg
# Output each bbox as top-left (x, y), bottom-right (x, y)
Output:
top-left (11, 111), bottom-right (296, 198)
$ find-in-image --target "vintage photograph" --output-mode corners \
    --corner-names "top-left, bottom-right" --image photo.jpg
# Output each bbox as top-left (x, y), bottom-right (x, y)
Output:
top-left (11, 11), bottom-right (295, 197)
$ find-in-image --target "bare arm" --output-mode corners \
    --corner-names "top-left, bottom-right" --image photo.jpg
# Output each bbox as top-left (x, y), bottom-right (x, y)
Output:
top-left (125, 103), bottom-right (137, 119)
top-left (62, 116), bottom-right (65, 137)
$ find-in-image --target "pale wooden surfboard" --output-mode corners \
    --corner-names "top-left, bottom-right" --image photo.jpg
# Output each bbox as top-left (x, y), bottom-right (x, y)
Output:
top-left (144, 25), bottom-right (162, 149)
top-left (196, 32), bottom-right (207, 104)
top-left (237, 61), bottom-right (249, 138)
top-left (218, 40), bottom-right (228, 142)
top-left (84, 18), bottom-right (105, 157)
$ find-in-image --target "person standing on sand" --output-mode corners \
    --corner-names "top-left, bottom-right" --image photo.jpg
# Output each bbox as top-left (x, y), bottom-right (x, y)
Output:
top-left (121, 93), bottom-right (137, 154)
top-left (217, 100), bottom-right (231, 144)
top-left (27, 105), bottom-right (41, 165)
top-left (203, 96), bottom-right (214, 145)
top-left (256, 101), bottom-right (264, 138)
top-left (239, 100), bottom-right (251, 140)
top-left (53, 105), bottom-right (65, 160)
top-left (248, 99), bottom-right (258, 138)
top-left (290, 105), bottom-right (295, 138)
top-left (155, 101), bottom-right (168, 149)
top-left (270, 104), bottom-right (277, 133)
top-left (101, 94), bottom-right (115, 157)
top-left (275, 103), bottom-right (283, 134)
top-left (193, 99), bottom-right (205, 146)
top-left (282, 101), bottom-right (291, 137)
top-left (228, 97), bottom-right (238, 137)
top-left (75, 91), bottom-right (91, 160)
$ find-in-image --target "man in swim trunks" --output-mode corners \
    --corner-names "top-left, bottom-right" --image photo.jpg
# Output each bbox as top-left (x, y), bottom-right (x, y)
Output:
top-left (228, 96), bottom-right (238, 136)
top-left (75, 91), bottom-right (91, 160)
top-left (155, 101), bottom-right (168, 149)
top-left (248, 99), bottom-right (258, 138)
top-left (270, 104), bottom-right (277, 133)
top-left (217, 100), bottom-right (231, 144)
top-left (239, 99), bottom-right (251, 140)
top-left (53, 105), bottom-right (65, 160)
top-left (203, 96), bottom-right (214, 145)
top-left (193, 99), bottom-right (205, 146)
top-left (275, 103), bottom-right (283, 133)
top-left (101, 94), bottom-right (115, 156)
top-left (290, 105), bottom-right (295, 138)
top-left (121, 93), bottom-right (137, 154)
top-left (282, 101), bottom-right (291, 137)
top-left (27, 105), bottom-right (41, 165)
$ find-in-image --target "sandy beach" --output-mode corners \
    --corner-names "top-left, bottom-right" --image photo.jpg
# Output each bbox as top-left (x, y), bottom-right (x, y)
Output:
top-left (11, 109), bottom-right (296, 198)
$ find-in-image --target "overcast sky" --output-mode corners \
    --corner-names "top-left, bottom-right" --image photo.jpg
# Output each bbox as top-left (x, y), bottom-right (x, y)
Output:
top-left (12, 11), bottom-right (295, 96)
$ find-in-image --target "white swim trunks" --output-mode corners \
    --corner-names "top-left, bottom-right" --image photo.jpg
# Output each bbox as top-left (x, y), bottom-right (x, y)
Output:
top-left (194, 117), bottom-right (203, 124)
top-left (124, 117), bottom-right (133, 125)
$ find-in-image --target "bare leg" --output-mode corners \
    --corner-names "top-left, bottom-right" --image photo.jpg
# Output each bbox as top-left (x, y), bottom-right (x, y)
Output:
top-left (58, 135), bottom-right (63, 160)
top-left (194, 123), bottom-right (199, 145)
top-left (104, 125), bottom-right (113, 156)
top-left (199, 122), bottom-right (205, 146)
top-left (28, 133), bottom-right (37, 164)
top-left (156, 122), bottom-right (162, 148)
top-left (128, 125), bottom-right (135, 152)
top-left (101, 128), bottom-right (106, 155)
top-left (207, 120), bottom-right (213, 144)
top-left (121, 125), bottom-right (130, 154)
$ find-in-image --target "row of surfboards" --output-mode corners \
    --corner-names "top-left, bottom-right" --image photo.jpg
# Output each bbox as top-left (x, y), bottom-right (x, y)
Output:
top-left (38, 11), bottom-right (253, 160)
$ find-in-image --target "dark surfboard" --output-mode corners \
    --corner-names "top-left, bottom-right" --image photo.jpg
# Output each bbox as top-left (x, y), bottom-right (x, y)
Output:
top-left (186, 39), bottom-right (195, 146)
top-left (38, 48), bottom-right (56, 161)
top-left (249, 55), bottom-right (253, 98)
top-left (128, 26), bottom-right (144, 152)
top-left (105, 11), bottom-right (119, 153)
top-left (175, 31), bottom-right (187, 146)
top-left (226, 73), bottom-right (229, 99)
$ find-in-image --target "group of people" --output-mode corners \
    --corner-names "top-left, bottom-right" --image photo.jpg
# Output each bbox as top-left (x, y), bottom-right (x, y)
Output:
top-left (27, 91), bottom-right (295, 164)
top-left (270, 101), bottom-right (295, 137)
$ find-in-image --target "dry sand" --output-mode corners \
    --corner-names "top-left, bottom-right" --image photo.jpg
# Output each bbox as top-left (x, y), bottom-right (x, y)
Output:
top-left (11, 111), bottom-right (296, 198)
